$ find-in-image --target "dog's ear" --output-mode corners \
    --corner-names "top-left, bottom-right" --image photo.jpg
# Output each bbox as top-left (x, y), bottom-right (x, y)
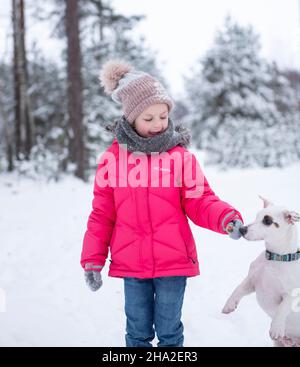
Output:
top-left (283, 211), bottom-right (300, 225)
top-left (259, 195), bottom-right (273, 208)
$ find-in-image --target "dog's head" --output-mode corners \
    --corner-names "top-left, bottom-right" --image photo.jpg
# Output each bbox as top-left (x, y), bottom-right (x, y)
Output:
top-left (239, 196), bottom-right (300, 246)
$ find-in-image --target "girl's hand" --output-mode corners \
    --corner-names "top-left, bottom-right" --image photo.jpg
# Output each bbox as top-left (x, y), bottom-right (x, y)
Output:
top-left (84, 263), bottom-right (103, 291)
top-left (226, 219), bottom-right (243, 240)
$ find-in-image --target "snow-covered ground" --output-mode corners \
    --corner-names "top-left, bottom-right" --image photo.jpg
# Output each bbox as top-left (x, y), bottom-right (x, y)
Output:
top-left (1, 153), bottom-right (300, 347)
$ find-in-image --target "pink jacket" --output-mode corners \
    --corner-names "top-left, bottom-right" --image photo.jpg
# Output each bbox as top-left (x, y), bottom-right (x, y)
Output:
top-left (81, 138), bottom-right (243, 278)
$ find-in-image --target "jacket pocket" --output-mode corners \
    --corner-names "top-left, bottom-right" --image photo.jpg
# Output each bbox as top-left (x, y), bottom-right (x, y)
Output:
top-left (181, 234), bottom-right (197, 264)
top-left (188, 256), bottom-right (197, 264)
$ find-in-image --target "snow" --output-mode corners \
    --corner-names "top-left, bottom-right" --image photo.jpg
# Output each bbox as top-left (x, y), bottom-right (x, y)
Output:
top-left (1, 154), bottom-right (300, 347)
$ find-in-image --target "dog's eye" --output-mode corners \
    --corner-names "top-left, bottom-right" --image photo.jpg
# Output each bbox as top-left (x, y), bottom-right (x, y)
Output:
top-left (262, 215), bottom-right (273, 226)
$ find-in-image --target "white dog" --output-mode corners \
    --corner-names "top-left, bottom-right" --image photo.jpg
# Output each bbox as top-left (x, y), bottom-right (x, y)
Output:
top-left (222, 196), bottom-right (300, 347)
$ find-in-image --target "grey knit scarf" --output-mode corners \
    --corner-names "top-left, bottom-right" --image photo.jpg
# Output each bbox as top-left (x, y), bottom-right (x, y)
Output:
top-left (105, 115), bottom-right (191, 154)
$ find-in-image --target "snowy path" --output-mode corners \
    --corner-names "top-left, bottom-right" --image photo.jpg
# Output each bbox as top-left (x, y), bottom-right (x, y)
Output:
top-left (1, 158), bottom-right (300, 347)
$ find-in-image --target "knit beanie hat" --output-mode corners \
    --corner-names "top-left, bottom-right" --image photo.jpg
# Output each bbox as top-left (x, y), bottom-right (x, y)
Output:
top-left (99, 59), bottom-right (174, 124)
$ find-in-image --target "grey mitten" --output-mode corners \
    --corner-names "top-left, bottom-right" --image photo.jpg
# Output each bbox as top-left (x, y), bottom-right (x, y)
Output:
top-left (226, 219), bottom-right (243, 240)
top-left (84, 263), bottom-right (103, 291)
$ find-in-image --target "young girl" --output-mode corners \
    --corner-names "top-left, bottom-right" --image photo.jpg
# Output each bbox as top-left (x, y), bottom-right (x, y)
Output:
top-left (81, 60), bottom-right (244, 347)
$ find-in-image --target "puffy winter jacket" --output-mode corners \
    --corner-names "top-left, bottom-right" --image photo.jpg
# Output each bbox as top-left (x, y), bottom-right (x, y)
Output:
top-left (81, 138), bottom-right (243, 278)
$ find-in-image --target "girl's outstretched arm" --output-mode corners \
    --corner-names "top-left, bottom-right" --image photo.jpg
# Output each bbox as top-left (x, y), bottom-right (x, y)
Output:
top-left (180, 151), bottom-right (243, 234)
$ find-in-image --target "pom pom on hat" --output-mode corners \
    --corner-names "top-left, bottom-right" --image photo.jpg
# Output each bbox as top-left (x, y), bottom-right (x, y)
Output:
top-left (99, 59), bottom-right (133, 94)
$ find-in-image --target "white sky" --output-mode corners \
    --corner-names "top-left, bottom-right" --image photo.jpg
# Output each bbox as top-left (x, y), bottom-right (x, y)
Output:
top-left (1, 0), bottom-right (300, 97)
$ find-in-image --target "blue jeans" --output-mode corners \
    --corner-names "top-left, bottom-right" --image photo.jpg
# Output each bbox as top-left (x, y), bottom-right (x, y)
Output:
top-left (123, 276), bottom-right (187, 347)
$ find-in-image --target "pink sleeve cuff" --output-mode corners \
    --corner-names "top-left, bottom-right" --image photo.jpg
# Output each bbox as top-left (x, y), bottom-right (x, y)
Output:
top-left (221, 211), bottom-right (243, 232)
top-left (84, 263), bottom-right (104, 272)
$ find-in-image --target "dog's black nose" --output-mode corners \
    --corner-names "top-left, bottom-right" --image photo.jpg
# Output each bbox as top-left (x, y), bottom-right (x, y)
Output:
top-left (239, 226), bottom-right (248, 236)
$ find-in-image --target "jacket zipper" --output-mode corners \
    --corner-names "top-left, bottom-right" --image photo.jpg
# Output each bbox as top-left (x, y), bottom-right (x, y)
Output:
top-left (147, 156), bottom-right (155, 277)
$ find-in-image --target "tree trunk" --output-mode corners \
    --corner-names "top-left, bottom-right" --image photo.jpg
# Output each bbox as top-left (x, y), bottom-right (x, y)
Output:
top-left (65, 0), bottom-right (85, 180)
top-left (0, 99), bottom-right (14, 172)
top-left (12, 0), bottom-right (34, 161)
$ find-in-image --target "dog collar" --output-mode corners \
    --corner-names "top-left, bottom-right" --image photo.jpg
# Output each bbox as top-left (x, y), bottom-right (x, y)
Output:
top-left (265, 250), bottom-right (300, 262)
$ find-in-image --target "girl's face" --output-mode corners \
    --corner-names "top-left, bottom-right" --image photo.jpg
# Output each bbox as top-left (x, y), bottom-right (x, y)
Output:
top-left (133, 103), bottom-right (169, 138)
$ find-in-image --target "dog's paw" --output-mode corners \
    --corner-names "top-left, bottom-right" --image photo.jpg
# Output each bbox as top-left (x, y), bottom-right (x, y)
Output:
top-left (269, 320), bottom-right (286, 340)
top-left (222, 299), bottom-right (238, 314)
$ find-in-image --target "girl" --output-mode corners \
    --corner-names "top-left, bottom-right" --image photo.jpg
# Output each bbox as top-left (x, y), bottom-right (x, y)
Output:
top-left (81, 60), bottom-right (243, 347)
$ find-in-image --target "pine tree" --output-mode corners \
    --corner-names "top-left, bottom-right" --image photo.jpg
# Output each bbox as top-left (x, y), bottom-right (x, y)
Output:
top-left (27, 48), bottom-right (69, 180)
top-left (185, 16), bottom-right (300, 169)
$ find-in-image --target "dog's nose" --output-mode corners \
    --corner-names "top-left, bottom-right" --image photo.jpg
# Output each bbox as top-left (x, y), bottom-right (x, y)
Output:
top-left (239, 226), bottom-right (248, 236)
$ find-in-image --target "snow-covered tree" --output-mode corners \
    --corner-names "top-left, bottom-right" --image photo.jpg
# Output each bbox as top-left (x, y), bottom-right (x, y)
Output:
top-left (185, 16), bottom-right (300, 169)
top-left (26, 48), bottom-right (69, 180)
top-left (282, 68), bottom-right (300, 159)
top-left (0, 48), bottom-right (69, 180)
